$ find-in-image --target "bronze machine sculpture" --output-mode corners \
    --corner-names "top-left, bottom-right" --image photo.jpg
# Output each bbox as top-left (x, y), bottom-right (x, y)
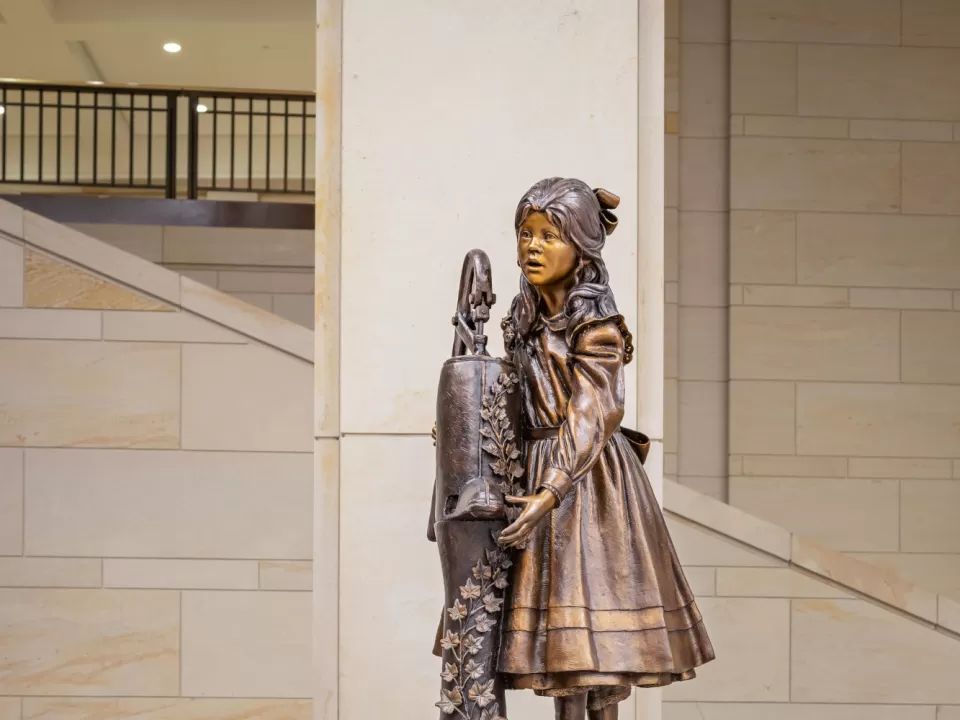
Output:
top-left (429, 178), bottom-right (715, 720)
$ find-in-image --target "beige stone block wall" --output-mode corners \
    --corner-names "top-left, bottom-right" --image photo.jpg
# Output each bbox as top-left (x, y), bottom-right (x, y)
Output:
top-left (661, 513), bottom-right (960, 718)
top-left (0, 216), bottom-right (314, 713)
top-left (727, 0), bottom-right (960, 603)
top-left (72, 223), bottom-right (315, 329)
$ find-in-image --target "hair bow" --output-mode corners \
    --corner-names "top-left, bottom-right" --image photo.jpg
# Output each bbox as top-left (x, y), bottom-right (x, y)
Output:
top-left (594, 187), bottom-right (620, 235)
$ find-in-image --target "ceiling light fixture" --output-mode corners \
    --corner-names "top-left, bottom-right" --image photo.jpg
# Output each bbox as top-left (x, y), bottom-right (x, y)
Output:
top-left (87, 80), bottom-right (104, 85)
top-left (0, 107), bottom-right (5, 115)
top-left (196, 104), bottom-right (208, 113)
top-left (163, 42), bottom-right (182, 54)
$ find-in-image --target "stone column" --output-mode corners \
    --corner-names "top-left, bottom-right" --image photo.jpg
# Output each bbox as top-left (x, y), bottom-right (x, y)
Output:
top-left (314, 1), bottom-right (342, 719)
top-left (636, 1), bottom-right (665, 719)
top-left (320, 2), bottom-right (644, 719)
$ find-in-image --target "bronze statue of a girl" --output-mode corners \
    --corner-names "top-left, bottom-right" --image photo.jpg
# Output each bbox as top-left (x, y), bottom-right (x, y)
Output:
top-left (431, 178), bottom-right (714, 720)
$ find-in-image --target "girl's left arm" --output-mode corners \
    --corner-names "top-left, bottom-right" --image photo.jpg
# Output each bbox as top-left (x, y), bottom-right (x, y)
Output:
top-left (537, 318), bottom-right (626, 502)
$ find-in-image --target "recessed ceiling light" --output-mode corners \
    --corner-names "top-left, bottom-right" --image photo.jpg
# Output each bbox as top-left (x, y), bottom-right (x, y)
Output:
top-left (163, 42), bottom-right (182, 53)
top-left (0, 107), bottom-right (5, 115)
top-left (196, 104), bottom-right (208, 113)
top-left (87, 80), bottom-right (104, 85)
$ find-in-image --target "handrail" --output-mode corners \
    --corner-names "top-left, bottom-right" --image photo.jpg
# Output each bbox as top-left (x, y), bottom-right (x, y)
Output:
top-left (0, 81), bottom-right (316, 199)
top-left (0, 78), bottom-right (313, 99)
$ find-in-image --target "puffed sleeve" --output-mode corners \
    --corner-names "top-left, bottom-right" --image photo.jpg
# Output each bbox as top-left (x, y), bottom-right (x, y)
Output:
top-left (537, 318), bottom-right (626, 501)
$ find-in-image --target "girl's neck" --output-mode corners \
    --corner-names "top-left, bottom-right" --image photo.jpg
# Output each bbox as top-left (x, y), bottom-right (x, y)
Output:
top-left (539, 278), bottom-right (574, 318)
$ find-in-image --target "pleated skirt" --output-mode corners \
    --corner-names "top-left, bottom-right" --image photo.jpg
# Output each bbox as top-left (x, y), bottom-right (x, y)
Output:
top-left (499, 432), bottom-right (715, 694)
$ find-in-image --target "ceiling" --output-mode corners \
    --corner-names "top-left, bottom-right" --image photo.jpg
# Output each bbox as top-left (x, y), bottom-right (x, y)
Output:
top-left (0, 0), bottom-right (315, 91)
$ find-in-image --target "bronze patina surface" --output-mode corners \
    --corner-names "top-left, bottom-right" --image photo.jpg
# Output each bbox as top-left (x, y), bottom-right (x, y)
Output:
top-left (430, 179), bottom-right (714, 720)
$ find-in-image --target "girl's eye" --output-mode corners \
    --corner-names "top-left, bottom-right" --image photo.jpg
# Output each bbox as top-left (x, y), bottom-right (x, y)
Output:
top-left (545, 233), bottom-right (557, 241)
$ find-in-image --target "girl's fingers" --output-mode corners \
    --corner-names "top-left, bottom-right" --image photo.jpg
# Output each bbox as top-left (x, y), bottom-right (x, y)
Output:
top-left (505, 495), bottom-right (532, 505)
top-left (500, 524), bottom-right (531, 545)
top-left (498, 524), bottom-right (526, 544)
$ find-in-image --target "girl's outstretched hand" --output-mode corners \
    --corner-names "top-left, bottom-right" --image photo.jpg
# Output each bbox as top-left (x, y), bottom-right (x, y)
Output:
top-left (498, 490), bottom-right (557, 549)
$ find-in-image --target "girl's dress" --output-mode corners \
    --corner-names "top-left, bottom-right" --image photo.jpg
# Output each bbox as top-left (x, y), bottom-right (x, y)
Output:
top-left (499, 311), bottom-right (714, 709)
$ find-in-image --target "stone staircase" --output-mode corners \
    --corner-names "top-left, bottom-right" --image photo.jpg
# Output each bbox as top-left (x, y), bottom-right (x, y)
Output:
top-left (1, 199), bottom-right (959, 719)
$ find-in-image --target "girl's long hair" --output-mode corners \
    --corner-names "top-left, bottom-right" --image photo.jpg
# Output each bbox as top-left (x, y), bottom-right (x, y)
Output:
top-left (510, 177), bottom-right (620, 348)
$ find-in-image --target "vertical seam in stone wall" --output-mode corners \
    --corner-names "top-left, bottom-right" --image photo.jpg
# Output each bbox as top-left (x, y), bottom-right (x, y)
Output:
top-left (20, 233), bottom-right (26, 306)
top-left (335, 4), bottom-right (345, 716)
top-left (20, 448), bottom-right (26, 557)
top-left (794, 382), bottom-right (799, 455)
top-left (899, 310), bottom-right (903, 382)
top-left (788, 597), bottom-right (793, 702)
top-left (794, 213), bottom-right (800, 285)
top-left (898, 478), bottom-right (903, 552)
top-left (723, 17), bottom-right (732, 504)
top-left (179, 344), bottom-right (184, 450)
top-left (793, 44), bottom-right (800, 119)
top-left (899, 141), bottom-right (905, 213)
top-left (178, 590), bottom-right (183, 696)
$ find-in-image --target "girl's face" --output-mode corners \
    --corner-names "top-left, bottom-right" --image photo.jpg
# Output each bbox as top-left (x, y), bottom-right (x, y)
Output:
top-left (518, 211), bottom-right (579, 290)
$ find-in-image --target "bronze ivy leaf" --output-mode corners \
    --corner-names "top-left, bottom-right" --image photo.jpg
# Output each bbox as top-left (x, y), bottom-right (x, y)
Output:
top-left (448, 599), bottom-right (468, 620)
top-left (461, 634), bottom-right (484, 656)
top-left (482, 593), bottom-right (504, 613)
top-left (494, 574), bottom-right (509, 589)
top-left (441, 662), bottom-right (459, 683)
top-left (481, 710), bottom-right (508, 720)
top-left (475, 614), bottom-right (496, 633)
top-left (481, 704), bottom-right (508, 720)
top-left (499, 555), bottom-right (513, 569)
top-left (472, 560), bottom-right (485, 580)
top-left (463, 658), bottom-right (484, 680)
top-left (460, 579), bottom-right (482, 600)
top-left (482, 442), bottom-right (500, 457)
top-left (440, 630), bottom-right (460, 650)
top-left (436, 687), bottom-right (463, 714)
top-left (468, 679), bottom-right (496, 708)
